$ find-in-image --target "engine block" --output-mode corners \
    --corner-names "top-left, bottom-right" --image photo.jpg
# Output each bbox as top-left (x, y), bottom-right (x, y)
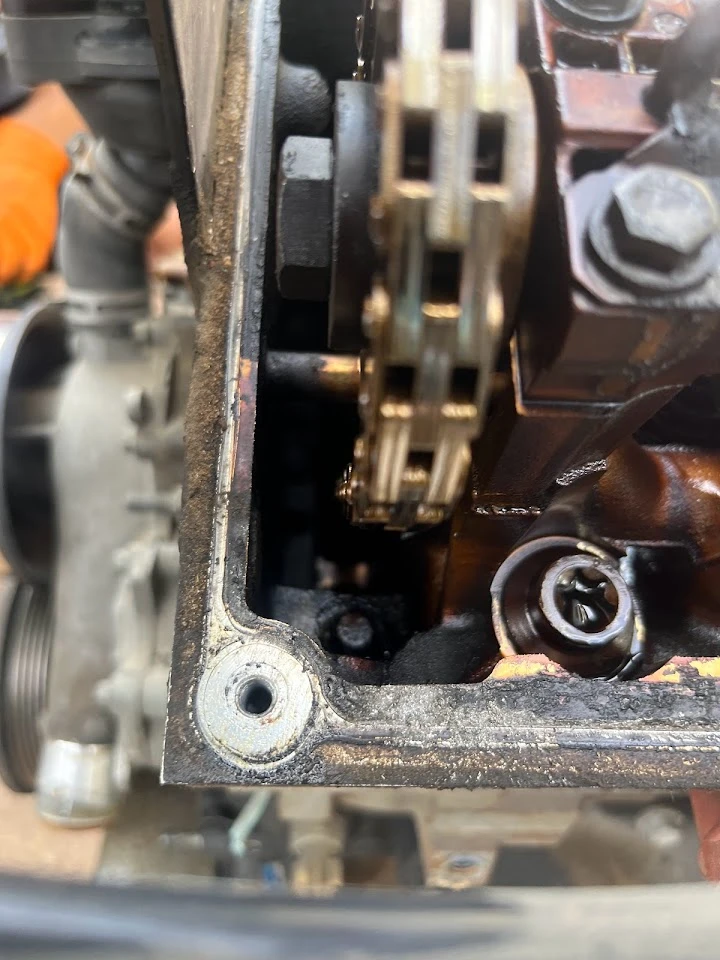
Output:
top-left (158, 0), bottom-right (720, 791)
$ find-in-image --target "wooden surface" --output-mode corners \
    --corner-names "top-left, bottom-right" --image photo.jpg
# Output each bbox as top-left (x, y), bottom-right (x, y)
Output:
top-left (0, 785), bottom-right (103, 878)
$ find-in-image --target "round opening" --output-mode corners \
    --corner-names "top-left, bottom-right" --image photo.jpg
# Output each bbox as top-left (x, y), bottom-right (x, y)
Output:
top-left (335, 611), bottom-right (374, 652)
top-left (237, 678), bottom-right (275, 718)
top-left (552, 563), bottom-right (620, 635)
top-left (448, 854), bottom-right (485, 873)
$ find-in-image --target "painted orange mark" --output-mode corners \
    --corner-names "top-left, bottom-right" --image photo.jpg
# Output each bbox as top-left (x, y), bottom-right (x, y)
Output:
top-left (643, 662), bottom-right (683, 684)
top-left (489, 655), bottom-right (566, 680)
top-left (690, 659), bottom-right (720, 680)
top-left (489, 655), bottom-right (720, 684)
top-left (642, 657), bottom-right (720, 683)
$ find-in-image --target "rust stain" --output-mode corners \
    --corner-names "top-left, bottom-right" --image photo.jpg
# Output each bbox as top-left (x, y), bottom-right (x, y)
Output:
top-left (236, 356), bottom-right (258, 407)
top-left (230, 356), bottom-right (259, 494)
top-left (237, 357), bottom-right (254, 380)
top-left (555, 72), bottom-right (657, 149)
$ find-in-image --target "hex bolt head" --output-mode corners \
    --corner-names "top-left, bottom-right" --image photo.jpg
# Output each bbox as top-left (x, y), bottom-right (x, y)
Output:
top-left (276, 136), bottom-right (334, 301)
top-left (609, 165), bottom-right (720, 273)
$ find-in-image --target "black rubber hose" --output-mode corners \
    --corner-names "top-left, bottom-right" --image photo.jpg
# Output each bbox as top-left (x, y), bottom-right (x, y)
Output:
top-left (58, 141), bottom-right (170, 298)
top-left (58, 79), bottom-right (171, 310)
top-left (65, 79), bottom-right (168, 156)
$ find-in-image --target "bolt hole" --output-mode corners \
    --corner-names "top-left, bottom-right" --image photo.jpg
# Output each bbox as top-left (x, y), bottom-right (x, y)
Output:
top-left (335, 611), bottom-right (375, 653)
top-left (447, 854), bottom-right (489, 872)
top-left (237, 678), bottom-right (275, 717)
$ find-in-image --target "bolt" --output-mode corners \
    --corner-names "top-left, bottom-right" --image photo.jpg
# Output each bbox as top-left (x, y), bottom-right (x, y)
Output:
top-left (276, 60), bottom-right (331, 138)
top-left (335, 611), bottom-right (374, 653)
top-left (609, 165), bottom-right (720, 273)
top-left (652, 12), bottom-right (685, 37)
top-left (276, 136), bottom-right (333, 301)
top-left (539, 554), bottom-right (633, 653)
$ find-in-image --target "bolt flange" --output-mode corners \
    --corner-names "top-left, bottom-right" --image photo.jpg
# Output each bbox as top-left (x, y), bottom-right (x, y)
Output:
top-left (588, 164), bottom-right (720, 295)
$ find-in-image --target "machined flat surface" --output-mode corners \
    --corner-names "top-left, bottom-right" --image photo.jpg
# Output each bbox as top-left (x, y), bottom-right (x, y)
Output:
top-left (168, 0), bottom-right (230, 204)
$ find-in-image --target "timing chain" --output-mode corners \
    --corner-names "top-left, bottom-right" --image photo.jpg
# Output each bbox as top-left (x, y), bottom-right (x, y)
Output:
top-left (342, 0), bottom-right (525, 529)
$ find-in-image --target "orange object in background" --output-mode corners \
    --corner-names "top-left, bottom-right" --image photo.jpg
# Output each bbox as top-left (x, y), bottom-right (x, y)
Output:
top-left (691, 791), bottom-right (720, 882)
top-left (0, 115), bottom-right (69, 285)
top-left (0, 81), bottom-right (182, 288)
top-left (0, 82), bottom-right (87, 288)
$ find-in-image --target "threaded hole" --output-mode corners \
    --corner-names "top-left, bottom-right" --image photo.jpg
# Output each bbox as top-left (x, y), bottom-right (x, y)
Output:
top-left (237, 678), bottom-right (275, 717)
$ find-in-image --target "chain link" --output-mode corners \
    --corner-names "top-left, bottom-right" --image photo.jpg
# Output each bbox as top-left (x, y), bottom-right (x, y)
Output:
top-left (343, 0), bottom-right (528, 528)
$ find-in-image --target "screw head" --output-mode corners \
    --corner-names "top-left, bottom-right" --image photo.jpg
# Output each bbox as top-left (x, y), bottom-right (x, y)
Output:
top-left (609, 165), bottom-right (720, 272)
top-left (652, 11), bottom-right (686, 37)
